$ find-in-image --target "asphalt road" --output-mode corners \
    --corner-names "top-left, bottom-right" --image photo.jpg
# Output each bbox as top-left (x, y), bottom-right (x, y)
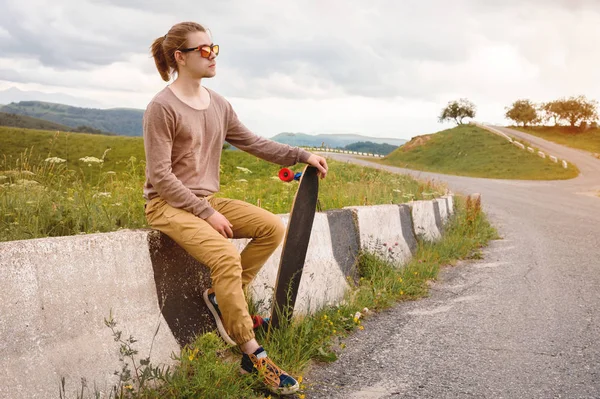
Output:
top-left (306, 127), bottom-right (600, 398)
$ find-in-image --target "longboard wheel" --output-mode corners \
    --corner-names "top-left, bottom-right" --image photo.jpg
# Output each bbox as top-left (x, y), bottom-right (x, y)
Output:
top-left (279, 168), bottom-right (295, 182)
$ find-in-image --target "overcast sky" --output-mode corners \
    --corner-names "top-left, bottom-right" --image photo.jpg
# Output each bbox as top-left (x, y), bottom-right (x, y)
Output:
top-left (1, 0), bottom-right (599, 139)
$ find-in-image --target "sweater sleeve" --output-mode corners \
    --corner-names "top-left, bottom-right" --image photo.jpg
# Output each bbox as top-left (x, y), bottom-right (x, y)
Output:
top-left (143, 101), bottom-right (215, 219)
top-left (224, 102), bottom-right (311, 166)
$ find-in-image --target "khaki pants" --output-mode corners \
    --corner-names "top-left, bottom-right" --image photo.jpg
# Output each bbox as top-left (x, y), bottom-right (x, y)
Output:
top-left (145, 196), bottom-right (285, 344)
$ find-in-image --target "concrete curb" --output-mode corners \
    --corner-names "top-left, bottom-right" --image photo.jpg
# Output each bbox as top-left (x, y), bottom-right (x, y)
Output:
top-left (0, 197), bottom-right (454, 398)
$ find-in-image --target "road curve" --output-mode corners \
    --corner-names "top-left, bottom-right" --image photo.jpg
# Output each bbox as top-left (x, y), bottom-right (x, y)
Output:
top-left (306, 127), bottom-right (600, 398)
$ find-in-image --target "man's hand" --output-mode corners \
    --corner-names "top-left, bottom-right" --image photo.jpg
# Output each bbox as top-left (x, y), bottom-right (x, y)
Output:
top-left (206, 211), bottom-right (234, 238)
top-left (306, 154), bottom-right (328, 179)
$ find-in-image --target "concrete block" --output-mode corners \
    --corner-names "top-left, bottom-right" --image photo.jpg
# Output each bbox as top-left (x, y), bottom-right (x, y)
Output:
top-left (513, 141), bottom-right (525, 150)
top-left (562, 160), bottom-right (568, 169)
top-left (436, 197), bottom-right (450, 223)
top-left (527, 147), bottom-right (534, 153)
top-left (408, 200), bottom-right (442, 241)
top-left (0, 230), bottom-right (180, 399)
top-left (344, 204), bottom-right (417, 266)
top-left (550, 155), bottom-right (558, 163)
top-left (538, 151), bottom-right (546, 159)
top-left (444, 195), bottom-right (455, 216)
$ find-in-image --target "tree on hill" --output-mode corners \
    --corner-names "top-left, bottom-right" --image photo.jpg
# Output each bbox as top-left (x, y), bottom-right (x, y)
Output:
top-left (540, 100), bottom-right (563, 126)
top-left (505, 99), bottom-right (539, 127)
top-left (438, 99), bottom-right (476, 125)
top-left (553, 95), bottom-right (598, 128)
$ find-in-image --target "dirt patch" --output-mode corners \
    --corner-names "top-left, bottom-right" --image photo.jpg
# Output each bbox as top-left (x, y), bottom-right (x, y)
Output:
top-left (401, 134), bottom-right (433, 152)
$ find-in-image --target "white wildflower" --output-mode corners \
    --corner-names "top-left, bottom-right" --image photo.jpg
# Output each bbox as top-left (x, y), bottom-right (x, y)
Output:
top-left (393, 189), bottom-right (402, 193)
top-left (0, 175), bottom-right (7, 180)
top-left (354, 311), bottom-right (362, 321)
top-left (79, 156), bottom-right (103, 164)
top-left (26, 201), bottom-right (35, 205)
top-left (236, 166), bottom-right (252, 174)
top-left (105, 171), bottom-right (117, 175)
top-left (16, 179), bottom-right (39, 186)
top-left (270, 176), bottom-right (280, 180)
top-left (112, 202), bottom-right (122, 206)
top-left (45, 157), bottom-right (67, 164)
top-left (21, 171), bottom-right (35, 176)
top-left (92, 192), bottom-right (112, 198)
top-left (237, 179), bottom-right (248, 183)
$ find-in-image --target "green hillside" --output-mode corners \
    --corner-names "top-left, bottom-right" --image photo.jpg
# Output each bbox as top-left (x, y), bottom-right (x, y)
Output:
top-left (0, 112), bottom-right (73, 131)
top-left (0, 101), bottom-right (144, 136)
top-left (513, 126), bottom-right (600, 155)
top-left (380, 125), bottom-right (578, 180)
top-left (0, 126), bottom-right (145, 178)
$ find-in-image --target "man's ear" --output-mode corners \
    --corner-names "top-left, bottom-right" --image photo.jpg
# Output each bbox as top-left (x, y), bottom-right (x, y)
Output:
top-left (174, 50), bottom-right (186, 67)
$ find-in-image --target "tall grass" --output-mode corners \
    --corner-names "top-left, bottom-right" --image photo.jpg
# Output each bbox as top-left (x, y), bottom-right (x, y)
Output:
top-left (1, 145), bottom-right (446, 242)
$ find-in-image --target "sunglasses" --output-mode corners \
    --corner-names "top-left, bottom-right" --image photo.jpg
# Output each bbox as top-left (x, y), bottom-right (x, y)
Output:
top-left (180, 44), bottom-right (220, 58)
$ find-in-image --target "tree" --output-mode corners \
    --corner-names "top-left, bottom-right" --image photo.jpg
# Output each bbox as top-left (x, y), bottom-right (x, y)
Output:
top-left (540, 100), bottom-right (563, 126)
top-left (505, 99), bottom-right (539, 127)
top-left (555, 95), bottom-right (598, 128)
top-left (438, 99), bottom-right (476, 125)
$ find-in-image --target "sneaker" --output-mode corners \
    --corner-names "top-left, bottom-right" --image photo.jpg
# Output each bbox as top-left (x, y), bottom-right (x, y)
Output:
top-left (240, 347), bottom-right (299, 395)
top-left (203, 289), bottom-right (271, 346)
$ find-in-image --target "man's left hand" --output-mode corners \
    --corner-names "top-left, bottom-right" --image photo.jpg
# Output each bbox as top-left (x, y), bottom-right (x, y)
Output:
top-left (306, 154), bottom-right (328, 179)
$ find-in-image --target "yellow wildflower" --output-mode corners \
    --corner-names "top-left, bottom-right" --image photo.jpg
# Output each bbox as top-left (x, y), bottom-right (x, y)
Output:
top-left (359, 326), bottom-right (364, 330)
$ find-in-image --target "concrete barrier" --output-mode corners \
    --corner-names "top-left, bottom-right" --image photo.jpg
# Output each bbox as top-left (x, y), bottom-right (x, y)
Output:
top-left (549, 155), bottom-right (558, 163)
top-left (1, 196), bottom-right (453, 398)
top-left (513, 141), bottom-right (525, 150)
top-left (538, 151), bottom-right (546, 159)
top-left (527, 147), bottom-right (534, 153)
top-left (407, 200), bottom-right (442, 241)
top-left (562, 160), bottom-right (568, 169)
top-left (343, 204), bottom-right (417, 265)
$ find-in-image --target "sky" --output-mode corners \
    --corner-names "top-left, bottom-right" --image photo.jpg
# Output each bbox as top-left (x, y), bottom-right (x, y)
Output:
top-left (0, 0), bottom-right (599, 140)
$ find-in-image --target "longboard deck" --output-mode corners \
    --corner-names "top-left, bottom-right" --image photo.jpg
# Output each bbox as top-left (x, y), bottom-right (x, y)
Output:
top-left (270, 165), bottom-right (319, 328)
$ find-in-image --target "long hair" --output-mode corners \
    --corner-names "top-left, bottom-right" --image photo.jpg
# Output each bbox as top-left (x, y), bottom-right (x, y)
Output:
top-left (150, 22), bottom-right (207, 82)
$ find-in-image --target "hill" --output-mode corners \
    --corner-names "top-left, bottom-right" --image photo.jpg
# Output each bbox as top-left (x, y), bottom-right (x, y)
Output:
top-left (344, 141), bottom-right (398, 155)
top-left (0, 101), bottom-right (144, 136)
top-left (0, 112), bottom-right (113, 135)
top-left (380, 125), bottom-right (578, 180)
top-left (270, 132), bottom-right (406, 148)
top-left (0, 87), bottom-right (106, 108)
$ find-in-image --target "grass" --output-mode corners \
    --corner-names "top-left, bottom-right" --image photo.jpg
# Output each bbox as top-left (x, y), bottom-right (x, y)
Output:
top-left (65, 194), bottom-right (497, 399)
top-left (379, 125), bottom-right (579, 180)
top-left (0, 127), bottom-right (445, 242)
top-left (512, 126), bottom-right (600, 156)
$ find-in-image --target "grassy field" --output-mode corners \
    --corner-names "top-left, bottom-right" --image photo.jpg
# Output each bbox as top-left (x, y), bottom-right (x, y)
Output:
top-left (0, 126), bottom-right (445, 242)
top-left (512, 126), bottom-right (600, 156)
top-left (380, 125), bottom-right (579, 180)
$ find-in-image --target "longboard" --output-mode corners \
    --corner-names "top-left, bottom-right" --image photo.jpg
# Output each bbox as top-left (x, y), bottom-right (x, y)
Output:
top-left (270, 165), bottom-right (319, 328)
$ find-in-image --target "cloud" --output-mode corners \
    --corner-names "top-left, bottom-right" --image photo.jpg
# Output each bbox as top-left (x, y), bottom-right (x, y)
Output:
top-left (1, 0), bottom-right (600, 138)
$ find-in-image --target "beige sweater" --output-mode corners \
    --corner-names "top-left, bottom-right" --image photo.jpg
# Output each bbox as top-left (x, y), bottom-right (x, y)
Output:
top-left (143, 86), bottom-right (311, 219)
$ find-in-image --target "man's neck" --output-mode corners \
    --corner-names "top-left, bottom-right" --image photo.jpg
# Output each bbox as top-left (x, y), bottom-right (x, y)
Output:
top-left (171, 75), bottom-right (203, 98)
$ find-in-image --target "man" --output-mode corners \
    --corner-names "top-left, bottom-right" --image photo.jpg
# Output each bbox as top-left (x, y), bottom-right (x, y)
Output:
top-left (143, 21), bottom-right (328, 395)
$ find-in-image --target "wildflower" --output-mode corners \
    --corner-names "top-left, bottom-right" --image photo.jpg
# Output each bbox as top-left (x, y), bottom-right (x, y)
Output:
top-left (112, 202), bottom-right (122, 206)
top-left (16, 179), bottom-right (39, 186)
top-left (393, 189), bottom-right (402, 193)
top-left (79, 156), bottom-right (103, 164)
top-left (353, 312), bottom-right (362, 322)
top-left (0, 175), bottom-right (6, 180)
top-left (323, 314), bottom-right (328, 320)
top-left (26, 201), bottom-right (34, 205)
top-left (298, 376), bottom-right (303, 384)
top-left (188, 347), bottom-right (199, 361)
top-left (93, 192), bottom-right (112, 198)
top-left (236, 166), bottom-right (252, 174)
top-left (398, 277), bottom-right (403, 282)
top-left (400, 291), bottom-right (404, 295)
top-left (298, 395), bottom-right (305, 399)
top-left (105, 171), bottom-right (117, 175)
top-left (358, 326), bottom-right (364, 330)
top-left (237, 179), bottom-right (248, 183)
top-left (340, 343), bottom-right (346, 349)
top-left (123, 384), bottom-right (133, 390)
top-left (332, 329), bottom-right (336, 334)
top-left (45, 157), bottom-right (66, 164)
top-left (21, 171), bottom-right (35, 176)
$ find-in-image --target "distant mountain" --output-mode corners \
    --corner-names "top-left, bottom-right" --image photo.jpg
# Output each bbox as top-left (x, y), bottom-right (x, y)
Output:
top-left (0, 112), bottom-right (113, 135)
top-left (0, 87), bottom-right (106, 108)
top-left (270, 132), bottom-right (407, 148)
top-left (0, 101), bottom-right (143, 136)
